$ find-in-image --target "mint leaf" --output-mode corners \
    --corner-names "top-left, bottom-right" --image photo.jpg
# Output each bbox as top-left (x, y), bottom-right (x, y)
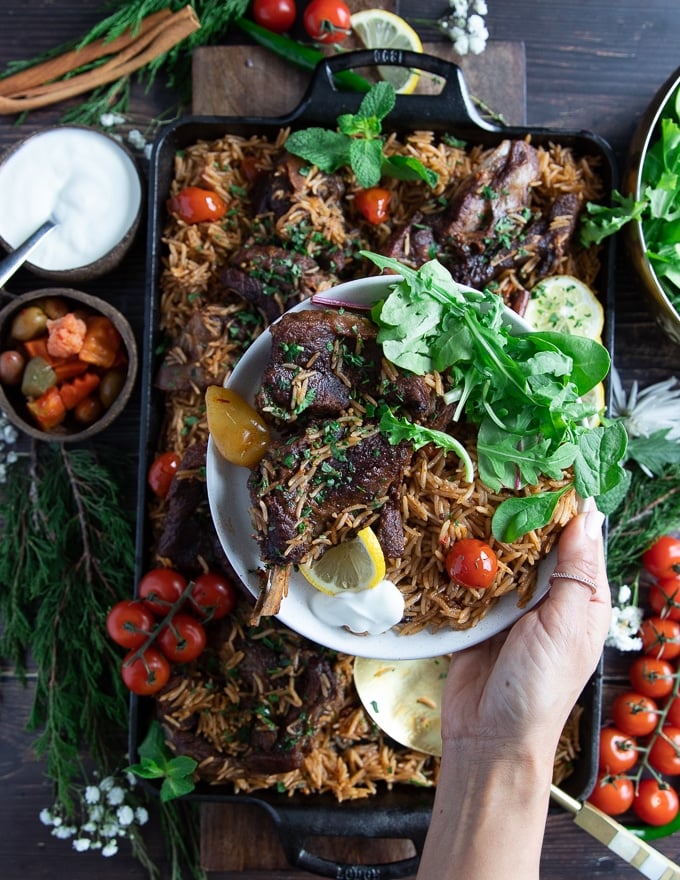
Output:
top-left (129, 720), bottom-right (197, 801)
top-left (349, 137), bottom-right (384, 188)
top-left (382, 154), bottom-right (439, 187)
top-left (161, 774), bottom-right (196, 803)
top-left (357, 80), bottom-right (395, 121)
top-left (284, 128), bottom-right (350, 173)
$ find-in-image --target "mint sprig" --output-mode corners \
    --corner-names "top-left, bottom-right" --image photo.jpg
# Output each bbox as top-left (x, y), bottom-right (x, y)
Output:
top-left (128, 720), bottom-right (197, 802)
top-left (284, 81), bottom-right (438, 190)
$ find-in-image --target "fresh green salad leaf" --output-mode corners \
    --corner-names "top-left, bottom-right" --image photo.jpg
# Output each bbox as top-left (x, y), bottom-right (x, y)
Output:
top-left (363, 253), bottom-right (626, 541)
top-left (128, 720), bottom-right (197, 803)
top-left (285, 82), bottom-right (437, 191)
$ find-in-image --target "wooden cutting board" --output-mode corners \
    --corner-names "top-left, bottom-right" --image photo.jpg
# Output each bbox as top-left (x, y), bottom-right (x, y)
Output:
top-left (192, 23), bottom-right (526, 877)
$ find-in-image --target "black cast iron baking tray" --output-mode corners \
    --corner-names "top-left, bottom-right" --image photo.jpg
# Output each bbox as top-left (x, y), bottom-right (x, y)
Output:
top-left (131, 49), bottom-right (615, 878)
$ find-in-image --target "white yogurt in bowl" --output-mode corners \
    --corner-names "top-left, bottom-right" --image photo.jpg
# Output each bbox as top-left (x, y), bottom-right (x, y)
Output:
top-left (0, 126), bottom-right (142, 280)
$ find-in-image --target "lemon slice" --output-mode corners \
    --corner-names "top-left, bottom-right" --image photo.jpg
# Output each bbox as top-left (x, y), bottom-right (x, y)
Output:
top-left (300, 526), bottom-right (386, 595)
top-left (526, 275), bottom-right (605, 340)
top-left (581, 381), bottom-right (606, 427)
top-left (350, 9), bottom-right (422, 95)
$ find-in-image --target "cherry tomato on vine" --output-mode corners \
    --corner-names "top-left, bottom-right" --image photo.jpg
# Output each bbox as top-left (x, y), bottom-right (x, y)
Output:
top-left (629, 655), bottom-right (675, 700)
top-left (148, 451), bottom-right (181, 498)
top-left (157, 613), bottom-right (207, 663)
top-left (666, 697), bottom-right (680, 729)
top-left (106, 600), bottom-right (155, 650)
top-left (649, 726), bottom-right (680, 776)
top-left (640, 616), bottom-right (680, 660)
top-left (354, 187), bottom-right (392, 225)
top-left (649, 579), bottom-right (680, 621)
top-left (598, 727), bottom-right (638, 774)
top-left (252, 0), bottom-right (296, 32)
top-left (121, 647), bottom-right (171, 695)
top-left (587, 772), bottom-right (635, 816)
top-left (643, 535), bottom-right (680, 581)
top-left (189, 572), bottom-right (238, 620)
top-left (166, 186), bottom-right (227, 224)
top-left (610, 691), bottom-right (659, 737)
top-left (303, 0), bottom-right (351, 43)
top-left (445, 538), bottom-right (498, 590)
top-left (138, 568), bottom-right (188, 616)
top-left (633, 778), bottom-right (680, 826)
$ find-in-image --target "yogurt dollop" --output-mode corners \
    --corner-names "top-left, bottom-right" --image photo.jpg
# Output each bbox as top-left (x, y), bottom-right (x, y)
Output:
top-left (309, 580), bottom-right (405, 635)
top-left (0, 127), bottom-right (141, 271)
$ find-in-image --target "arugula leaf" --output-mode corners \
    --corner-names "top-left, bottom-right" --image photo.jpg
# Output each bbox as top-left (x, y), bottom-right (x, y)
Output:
top-left (579, 190), bottom-right (648, 246)
top-left (378, 407), bottom-right (474, 482)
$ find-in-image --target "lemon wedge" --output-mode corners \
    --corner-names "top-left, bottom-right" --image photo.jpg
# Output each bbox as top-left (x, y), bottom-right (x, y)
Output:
top-left (581, 381), bottom-right (606, 427)
top-left (300, 526), bottom-right (386, 595)
top-left (350, 9), bottom-right (422, 95)
top-left (526, 275), bottom-right (605, 340)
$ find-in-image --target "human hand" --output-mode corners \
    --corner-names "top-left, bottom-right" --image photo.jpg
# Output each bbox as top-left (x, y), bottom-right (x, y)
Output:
top-left (440, 499), bottom-right (612, 760)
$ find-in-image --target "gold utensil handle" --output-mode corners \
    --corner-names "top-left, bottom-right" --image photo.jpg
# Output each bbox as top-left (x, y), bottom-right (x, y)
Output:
top-left (551, 785), bottom-right (680, 880)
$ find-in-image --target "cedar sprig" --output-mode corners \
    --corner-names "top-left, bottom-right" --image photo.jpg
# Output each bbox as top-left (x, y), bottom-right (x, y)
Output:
top-left (0, 442), bottom-right (134, 807)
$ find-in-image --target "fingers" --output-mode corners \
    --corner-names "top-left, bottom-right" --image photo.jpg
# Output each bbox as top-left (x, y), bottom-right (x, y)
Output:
top-left (551, 497), bottom-right (608, 601)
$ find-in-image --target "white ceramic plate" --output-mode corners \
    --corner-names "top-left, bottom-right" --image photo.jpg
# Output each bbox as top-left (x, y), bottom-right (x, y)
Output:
top-left (206, 276), bottom-right (558, 660)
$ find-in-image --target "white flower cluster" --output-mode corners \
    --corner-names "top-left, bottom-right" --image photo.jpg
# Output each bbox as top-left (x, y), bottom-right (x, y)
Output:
top-left (0, 411), bottom-right (19, 484)
top-left (611, 369), bottom-right (680, 443)
top-left (100, 112), bottom-right (154, 161)
top-left (438, 0), bottom-right (489, 56)
top-left (606, 585), bottom-right (643, 652)
top-left (39, 771), bottom-right (149, 857)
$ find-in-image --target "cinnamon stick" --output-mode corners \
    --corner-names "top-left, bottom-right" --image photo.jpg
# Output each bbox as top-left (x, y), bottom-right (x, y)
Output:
top-left (0, 5), bottom-right (200, 115)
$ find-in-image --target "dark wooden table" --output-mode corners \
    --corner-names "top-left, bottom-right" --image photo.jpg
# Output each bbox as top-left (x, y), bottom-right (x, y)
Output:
top-left (2, 1), bottom-right (680, 878)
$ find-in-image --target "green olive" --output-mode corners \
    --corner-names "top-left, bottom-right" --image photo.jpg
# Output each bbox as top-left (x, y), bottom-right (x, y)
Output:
top-left (20, 356), bottom-right (57, 398)
top-left (98, 367), bottom-right (126, 409)
top-left (73, 395), bottom-right (105, 425)
top-left (35, 296), bottom-right (69, 320)
top-left (10, 305), bottom-right (48, 342)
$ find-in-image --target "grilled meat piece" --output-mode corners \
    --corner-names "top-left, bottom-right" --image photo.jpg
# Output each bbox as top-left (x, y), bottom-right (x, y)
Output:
top-left (249, 425), bottom-right (412, 565)
top-left (257, 309), bottom-right (435, 423)
top-left (219, 244), bottom-right (325, 322)
top-left (250, 151), bottom-right (345, 219)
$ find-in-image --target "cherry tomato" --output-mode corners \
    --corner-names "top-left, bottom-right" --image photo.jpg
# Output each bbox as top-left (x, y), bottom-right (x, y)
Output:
top-left (121, 647), bottom-right (171, 695)
top-left (445, 538), bottom-right (498, 590)
top-left (587, 772), bottom-right (635, 816)
top-left (138, 568), bottom-right (188, 616)
top-left (106, 600), bottom-right (155, 650)
top-left (610, 691), bottom-right (659, 737)
top-left (598, 727), bottom-right (638, 774)
top-left (629, 655), bottom-right (675, 700)
top-left (354, 187), bottom-right (392, 225)
top-left (166, 186), bottom-right (227, 224)
top-left (649, 579), bottom-right (680, 621)
top-left (640, 616), bottom-right (680, 660)
top-left (157, 613), bottom-right (207, 663)
top-left (148, 451), bottom-right (181, 498)
top-left (643, 535), bottom-right (680, 581)
top-left (189, 572), bottom-right (238, 620)
top-left (666, 696), bottom-right (680, 729)
top-left (252, 0), bottom-right (296, 32)
top-left (649, 726), bottom-right (680, 776)
top-left (633, 778), bottom-right (680, 826)
top-left (303, 0), bottom-right (351, 43)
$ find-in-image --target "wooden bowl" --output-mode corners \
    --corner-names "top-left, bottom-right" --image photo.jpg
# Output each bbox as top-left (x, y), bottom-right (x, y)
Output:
top-left (624, 65), bottom-right (680, 345)
top-left (0, 126), bottom-right (143, 283)
top-left (0, 288), bottom-right (138, 443)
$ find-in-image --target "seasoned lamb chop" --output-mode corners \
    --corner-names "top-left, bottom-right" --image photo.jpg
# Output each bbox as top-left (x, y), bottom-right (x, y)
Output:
top-left (256, 309), bottom-right (434, 423)
top-left (249, 425), bottom-right (412, 565)
top-left (250, 151), bottom-right (345, 219)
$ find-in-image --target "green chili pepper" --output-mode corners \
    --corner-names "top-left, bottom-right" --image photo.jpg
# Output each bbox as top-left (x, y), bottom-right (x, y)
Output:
top-left (628, 810), bottom-right (680, 841)
top-left (235, 18), bottom-right (371, 94)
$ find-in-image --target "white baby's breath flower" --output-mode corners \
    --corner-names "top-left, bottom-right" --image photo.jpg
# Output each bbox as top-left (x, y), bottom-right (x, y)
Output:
top-left (106, 786), bottom-right (125, 806)
top-left (472, 0), bottom-right (488, 13)
top-left (134, 806), bottom-right (149, 826)
top-left (101, 840), bottom-right (119, 858)
top-left (73, 838), bottom-right (91, 852)
top-left (617, 584), bottom-right (633, 605)
top-left (125, 770), bottom-right (137, 788)
top-left (88, 804), bottom-right (105, 822)
top-left (84, 785), bottom-right (100, 804)
top-left (127, 129), bottom-right (147, 151)
top-left (100, 820), bottom-right (122, 838)
top-left (53, 824), bottom-right (77, 840)
top-left (99, 776), bottom-right (115, 792)
top-left (100, 112), bottom-right (126, 128)
top-left (606, 602), bottom-right (643, 652)
top-left (116, 805), bottom-right (135, 827)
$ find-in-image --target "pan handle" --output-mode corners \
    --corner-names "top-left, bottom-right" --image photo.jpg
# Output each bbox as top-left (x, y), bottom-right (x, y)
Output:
top-left (269, 803), bottom-right (427, 879)
top-left (291, 48), bottom-right (502, 132)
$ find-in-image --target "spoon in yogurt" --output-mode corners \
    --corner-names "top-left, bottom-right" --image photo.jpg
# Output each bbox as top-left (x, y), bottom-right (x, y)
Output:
top-left (0, 218), bottom-right (57, 294)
